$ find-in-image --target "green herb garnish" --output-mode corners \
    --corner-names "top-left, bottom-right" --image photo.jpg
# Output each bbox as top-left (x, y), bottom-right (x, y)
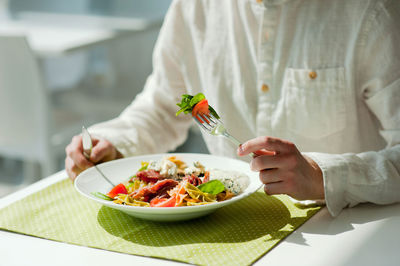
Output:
top-left (126, 181), bottom-right (136, 188)
top-left (197, 180), bottom-right (225, 195)
top-left (137, 161), bottom-right (149, 172)
top-left (91, 192), bottom-right (113, 201)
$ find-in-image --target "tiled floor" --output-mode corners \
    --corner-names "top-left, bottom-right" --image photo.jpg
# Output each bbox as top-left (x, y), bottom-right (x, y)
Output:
top-left (0, 126), bottom-right (208, 198)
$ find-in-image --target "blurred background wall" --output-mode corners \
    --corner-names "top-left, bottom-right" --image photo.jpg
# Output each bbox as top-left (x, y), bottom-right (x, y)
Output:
top-left (8, 0), bottom-right (171, 100)
top-left (0, 0), bottom-right (207, 197)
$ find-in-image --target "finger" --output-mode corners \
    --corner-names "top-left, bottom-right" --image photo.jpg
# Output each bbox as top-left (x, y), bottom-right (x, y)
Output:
top-left (263, 181), bottom-right (287, 196)
top-left (65, 157), bottom-right (81, 181)
top-left (238, 136), bottom-right (293, 156)
top-left (253, 149), bottom-right (276, 157)
top-left (66, 137), bottom-right (93, 169)
top-left (250, 154), bottom-right (285, 171)
top-left (259, 169), bottom-right (282, 184)
top-left (72, 151), bottom-right (93, 169)
top-left (65, 157), bottom-right (74, 180)
top-left (65, 135), bottom-right (83, 155)
top-left (91, 138), bottom-right (100, 146)
top-left (90, 139), bottom-right (114, 163)
top-left (237, 144), bottom-right (275, 157)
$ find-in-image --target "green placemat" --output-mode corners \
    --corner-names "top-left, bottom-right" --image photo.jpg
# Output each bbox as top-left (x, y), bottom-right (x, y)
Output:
top-left (0, 178), bottom-right (320, 265)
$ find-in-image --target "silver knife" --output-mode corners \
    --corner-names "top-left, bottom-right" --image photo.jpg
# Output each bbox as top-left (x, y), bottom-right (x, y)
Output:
top-left (82, 126), bottom-right (115, 187)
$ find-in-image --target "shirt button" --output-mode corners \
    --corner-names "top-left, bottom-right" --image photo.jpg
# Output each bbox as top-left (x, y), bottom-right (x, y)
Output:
top-left (309, 71), bottom-right (317, 80)
top-left (261, 84), bottom-right (270, 93)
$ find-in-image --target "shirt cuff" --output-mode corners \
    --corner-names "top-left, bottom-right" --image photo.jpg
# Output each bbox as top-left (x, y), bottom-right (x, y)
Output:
top-left (304, 152), bottom-right (350, 217)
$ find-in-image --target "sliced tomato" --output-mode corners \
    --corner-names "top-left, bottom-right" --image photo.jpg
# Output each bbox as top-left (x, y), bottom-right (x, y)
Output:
top-left (107, 183), bottom-right (128, 198)
top-left (150, 196), bottom-right (176, 207)
top-left (150, 197), bottom-right (166, 207)
top-left (192, 99), bottom-right (210, 123)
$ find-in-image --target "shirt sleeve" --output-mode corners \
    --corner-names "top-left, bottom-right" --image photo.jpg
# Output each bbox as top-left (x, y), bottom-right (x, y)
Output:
top-left (89, 0), bottom-right (192, 157)
top-left (306, 0), bottom-right (400, 217)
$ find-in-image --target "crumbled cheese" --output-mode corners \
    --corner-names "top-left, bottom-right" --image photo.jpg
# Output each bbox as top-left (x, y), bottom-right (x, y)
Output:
top-left (193, 161), bottom-right (205, 173)
top-left (147, 159), bottom-right (177, 178)
top-left (147, 160), bottom-right (161, 171)
top-left (209, 169), bottom-right (250, 195)
top-left (160, 159), bottom-right (177, 178)
top-left (184, 166), bottom-right (201, 176)
top-left (221, 178), bottom-right (242, 195)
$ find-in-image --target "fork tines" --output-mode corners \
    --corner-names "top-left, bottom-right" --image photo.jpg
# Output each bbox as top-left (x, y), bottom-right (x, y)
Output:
top-left (194, 113), bottom-right (218, 131)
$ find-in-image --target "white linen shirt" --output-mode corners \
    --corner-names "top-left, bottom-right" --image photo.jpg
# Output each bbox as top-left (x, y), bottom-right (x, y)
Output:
top-left (90, 0), bottom-right (400, 216)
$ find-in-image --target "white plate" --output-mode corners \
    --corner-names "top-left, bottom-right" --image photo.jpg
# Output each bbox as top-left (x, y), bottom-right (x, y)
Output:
top-left (74, 153), bottom-right (261, 222)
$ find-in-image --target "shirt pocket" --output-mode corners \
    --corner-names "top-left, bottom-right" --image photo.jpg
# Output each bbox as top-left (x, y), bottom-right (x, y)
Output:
top-left (283, 67), bottom-right (347, 139)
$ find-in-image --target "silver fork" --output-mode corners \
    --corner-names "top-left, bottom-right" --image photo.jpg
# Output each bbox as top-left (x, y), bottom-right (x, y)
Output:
top-left (193, 113), bottom-right (255, 157)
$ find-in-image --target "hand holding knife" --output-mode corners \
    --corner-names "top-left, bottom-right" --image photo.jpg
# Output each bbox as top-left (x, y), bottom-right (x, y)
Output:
top-left (81, 126), bottom-right (116, 187)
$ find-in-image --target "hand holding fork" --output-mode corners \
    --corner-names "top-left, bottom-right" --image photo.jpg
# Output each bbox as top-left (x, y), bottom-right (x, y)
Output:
top-left (193, 113), bottom-right (260, 158)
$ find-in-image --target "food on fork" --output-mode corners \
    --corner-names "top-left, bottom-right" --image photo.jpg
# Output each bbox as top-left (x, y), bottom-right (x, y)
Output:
top-left (176, 93), bottom-right (220, 121)
top-left (92, 156), bottom-right (249, 207)
top-left (176, 93), bottom-right (250, 154)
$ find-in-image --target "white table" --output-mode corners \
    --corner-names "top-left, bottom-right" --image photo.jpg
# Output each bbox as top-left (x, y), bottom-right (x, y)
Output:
top-left (0, 12), bottom-right (163, 57)
top-left (1, 171), bottom-right (399, 266)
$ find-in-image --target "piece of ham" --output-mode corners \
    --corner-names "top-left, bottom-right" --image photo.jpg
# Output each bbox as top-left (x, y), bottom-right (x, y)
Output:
top-left (130, 179), bottom-right (178, 202)
top-left (133, 169), bottom-right (164, 183)
top-left (183, 174), bottom-right (203, 186)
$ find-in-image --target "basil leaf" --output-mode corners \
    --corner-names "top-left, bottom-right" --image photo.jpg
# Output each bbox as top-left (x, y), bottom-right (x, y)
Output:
top-left (197, 180), bottom-right (225, 195)
top-left (91, 192), bottom-right (113, 201)
top-left (189, 93), bottom-right (205, 106)
top-left (176, 94), bottom-right (194, 116)
top-left (181, 94), bottom-right (193, 100)
top-left (175, 108), bottom-right (185, 116)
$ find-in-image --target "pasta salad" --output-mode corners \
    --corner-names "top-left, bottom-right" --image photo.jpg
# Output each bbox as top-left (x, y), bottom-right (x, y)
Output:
top-left (92, 156), bottom-right (248, 207)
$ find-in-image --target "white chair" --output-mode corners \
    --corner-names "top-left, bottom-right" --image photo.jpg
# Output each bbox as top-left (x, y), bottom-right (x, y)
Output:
top-left (0, 34), bottom-right (86, 183)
